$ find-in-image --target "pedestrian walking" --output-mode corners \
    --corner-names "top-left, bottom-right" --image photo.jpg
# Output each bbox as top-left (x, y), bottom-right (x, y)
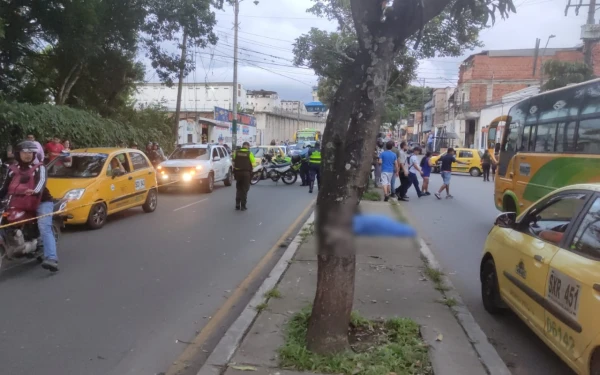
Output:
top-left (307, 141), bottom-right (322, 194)
top-left (491, 143), bottom-right (500, 182)
top-left (434, 148), bottom-right (468, 200)
top-left (426, 132), bottom-right (434, 152)
top-left (233, 141), bottom-right (255, 211)
top-left (407, 146), bottom-right (424, 198)
top-left (420, 151), bottom-right (432, 195)
top-left (379, 141), bottom-right (398, 202)
top-left (372, 138), bottom-right (384, 188)
top-left (395, 141), bottom-right (410, 201)
top-left (391, 144), bottom-right (401, 194)
top-left (481, 149), bottom-right (492, 182)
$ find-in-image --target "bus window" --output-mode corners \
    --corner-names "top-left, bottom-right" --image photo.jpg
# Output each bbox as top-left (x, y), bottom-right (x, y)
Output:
top-left (539, 90), bottom-right (581, 121)
top-left (576, 118), bottom-right (600, 154)
top-left (534, 123), bottom-right (557, 152)
top-left (581, 82), bottom-right (600, 116)
top-left (520, 125), bottom-right (533, 151)
top-left (555, 122), bottom-right (577, 152)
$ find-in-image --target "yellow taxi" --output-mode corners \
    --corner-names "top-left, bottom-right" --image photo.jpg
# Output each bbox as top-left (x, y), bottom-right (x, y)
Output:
top-left (430, 148), bottom-right (483, 177)
top-left (46, 148), bottom-right (158, 229)
top-left (481, 183), bottom-right (600, 375)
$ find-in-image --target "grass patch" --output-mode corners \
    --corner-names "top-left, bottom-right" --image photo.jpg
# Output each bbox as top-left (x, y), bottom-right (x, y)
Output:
top-left (424, 267), bottom-right (443, 284)
top-left (434, 284), bottom-right (451, 293)
top-left (361, 190), bottom-right (381, 202)
top-left (278, 309), bottom-right (432, 375)
top-left (255, 302), bottom-right (268, 313)
top-left (437, 298), bottom-right (458, 308)
top-left (264, 288), bottom-right (282, 299)
top-left (389, 202), bottom-right (407, 223)
top-left (299, 222), bottom-right (315, 243)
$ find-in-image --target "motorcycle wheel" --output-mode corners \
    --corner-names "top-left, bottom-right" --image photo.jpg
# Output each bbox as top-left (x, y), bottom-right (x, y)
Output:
top-left (282, 171), bottom-right (298, 185)
top-left (270, 174), bottom-right (280, 182)
top-left (251, 171), bottom-right (262, 185)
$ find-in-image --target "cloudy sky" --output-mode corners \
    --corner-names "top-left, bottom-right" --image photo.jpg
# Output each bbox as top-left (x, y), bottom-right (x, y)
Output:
top-left (145, 0), bottom-right (590, 103)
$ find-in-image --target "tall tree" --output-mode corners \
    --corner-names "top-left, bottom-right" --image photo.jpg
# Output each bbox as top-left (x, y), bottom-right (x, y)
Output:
top-left (304, 0), bottom-right (515, 355)
top-left (542, 60), bottom-right (594, 91)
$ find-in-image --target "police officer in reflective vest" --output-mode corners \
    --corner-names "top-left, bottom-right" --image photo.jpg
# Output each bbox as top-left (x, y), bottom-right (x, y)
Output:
top-left (307, 141), bottom-right (321, 194)
top-left (233, 142), bottom-right (255, 211)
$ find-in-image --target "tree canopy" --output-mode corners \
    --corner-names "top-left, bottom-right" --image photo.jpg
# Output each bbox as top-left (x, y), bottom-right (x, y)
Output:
top-left (542, 60), bottom-right (594, 91)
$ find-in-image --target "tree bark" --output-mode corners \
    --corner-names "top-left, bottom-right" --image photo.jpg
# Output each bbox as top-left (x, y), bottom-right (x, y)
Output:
top-left (56, 63), bottom-right (82, 105)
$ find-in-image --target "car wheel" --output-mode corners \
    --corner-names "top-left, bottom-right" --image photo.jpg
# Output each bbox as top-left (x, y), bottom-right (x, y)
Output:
top-left (203, 173), bottom-right (214, 193)
top-left (590, 348), bottom-right (600, 375)
top-left (481, 258), bottom-right (505, 314)
top-left (470, 167), bottom-right (481, 177)
top-left (142, 188), bottom-right (158, 213)
top-left (503, 196), bottom-right (517, 213)
top-left (224, 168), bottom-right (233, 186)
top-left (87, 202), bottom-right (107, 230)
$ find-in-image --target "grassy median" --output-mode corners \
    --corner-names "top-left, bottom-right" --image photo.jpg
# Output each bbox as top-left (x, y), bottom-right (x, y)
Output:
top-left (279, 309), bottom-right (432, 375)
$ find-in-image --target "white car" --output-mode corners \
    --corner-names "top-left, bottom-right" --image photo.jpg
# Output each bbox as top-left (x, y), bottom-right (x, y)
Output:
top-left (157, 144), bottom-right (233, 193)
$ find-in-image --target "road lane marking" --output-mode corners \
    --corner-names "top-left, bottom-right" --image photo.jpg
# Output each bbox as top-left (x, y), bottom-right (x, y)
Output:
top-left (173, 198), bottom-right (209, 212)
top-left (166, 198), bottom-right (316, 375)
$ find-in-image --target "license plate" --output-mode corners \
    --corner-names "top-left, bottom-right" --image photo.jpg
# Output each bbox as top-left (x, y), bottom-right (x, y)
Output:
top-left (546, 268), bottom-right (581, 319)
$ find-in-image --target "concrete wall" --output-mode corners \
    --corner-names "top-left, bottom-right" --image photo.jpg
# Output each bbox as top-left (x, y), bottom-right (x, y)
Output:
top-left (254, 111), bottom-right (326, 145)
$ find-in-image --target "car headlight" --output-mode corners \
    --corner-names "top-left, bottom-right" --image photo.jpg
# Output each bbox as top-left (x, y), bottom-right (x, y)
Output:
top-left (196, 165), bottom-right (202, 171)
top-left (161, 174), bottom-right (169, 180)
top-left (157, 165), bottom-right (162, 170)
top-left (182, 173), bottom-right (192, 182)
top-left (64, 189), bottom-right (85, 201)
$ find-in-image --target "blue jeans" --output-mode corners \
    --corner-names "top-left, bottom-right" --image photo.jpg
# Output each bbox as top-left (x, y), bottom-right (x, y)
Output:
top-left (37, 201), bottom-right (58, 261)
top-left (391, 174), bottom-right (397, 192)
top-left (408, 172), bottom-right (422, 197)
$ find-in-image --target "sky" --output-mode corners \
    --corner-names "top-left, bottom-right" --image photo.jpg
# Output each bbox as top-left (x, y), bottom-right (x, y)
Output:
top-left (143, 0), bottom-right (590, 104)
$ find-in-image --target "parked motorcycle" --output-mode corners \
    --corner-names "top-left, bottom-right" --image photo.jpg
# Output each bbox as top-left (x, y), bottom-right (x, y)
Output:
top-left (0, 195), bottom-right (67, 271)
top-left (251, 154), bottom-right (298, 185)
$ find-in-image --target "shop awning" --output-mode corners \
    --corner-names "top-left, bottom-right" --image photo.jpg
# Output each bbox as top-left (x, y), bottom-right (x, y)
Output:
top-left (198, 117), bottom-right (230, 128)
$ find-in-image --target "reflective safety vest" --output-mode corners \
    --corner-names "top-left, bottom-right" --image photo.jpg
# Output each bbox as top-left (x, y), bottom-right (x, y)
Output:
top-left (309, 149), bottom-right (321, 164)
top-left (234, 148), bottom-right (252, 172)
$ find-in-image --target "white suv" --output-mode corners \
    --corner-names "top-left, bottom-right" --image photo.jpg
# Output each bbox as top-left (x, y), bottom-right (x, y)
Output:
top-left (157, 144), bottom-right (233, 193)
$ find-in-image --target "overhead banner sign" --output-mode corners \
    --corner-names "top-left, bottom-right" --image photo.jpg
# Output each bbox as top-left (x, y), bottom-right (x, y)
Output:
top-left (214, 107), bottom-right (257, 127)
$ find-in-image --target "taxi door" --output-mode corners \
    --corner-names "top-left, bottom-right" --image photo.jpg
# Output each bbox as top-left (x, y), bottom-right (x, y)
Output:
top-left (129, 151), bottom-right (155, 206)
top-left (543, 195), bottom-right (600, 365)
top-left (105, 152), bottom-right (136, 213)
top-left (499, 193), bottom-right (587, 337)
top-left (455, 149), bottom-right (473, 173)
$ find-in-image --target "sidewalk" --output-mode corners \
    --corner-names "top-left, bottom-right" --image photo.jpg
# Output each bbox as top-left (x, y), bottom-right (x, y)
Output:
top-left (198, 201), bottom-right (496, 375)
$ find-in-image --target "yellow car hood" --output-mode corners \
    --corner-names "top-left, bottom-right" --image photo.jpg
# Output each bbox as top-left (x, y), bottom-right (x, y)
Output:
top-left (47, 178), bottom-right (97, 199)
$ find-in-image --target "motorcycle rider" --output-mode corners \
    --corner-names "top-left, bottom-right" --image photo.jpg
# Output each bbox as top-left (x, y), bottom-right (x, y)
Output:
top-left (307, 141), bottom-right (322, 194)
top-left (0, 141), bottom-right (59, 272)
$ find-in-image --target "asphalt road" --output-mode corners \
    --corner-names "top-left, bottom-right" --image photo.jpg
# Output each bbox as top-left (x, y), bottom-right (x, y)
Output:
top-left (0, 180), bottom-right (314, 375)
top-left (402, 172), bottom-right (574, 375)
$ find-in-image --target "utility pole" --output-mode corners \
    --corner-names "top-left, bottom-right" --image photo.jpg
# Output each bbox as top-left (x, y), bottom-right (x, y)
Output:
top-left (174, 29), bottom-right (188, 139)
top-left (231, 0), bottom-right (240, 149)
top-left (539, 34), bottom-right (556, 88)
top-left (585, 0), bottom-right (597, 67)
top-left (566, 0), bottom-right (600, 69)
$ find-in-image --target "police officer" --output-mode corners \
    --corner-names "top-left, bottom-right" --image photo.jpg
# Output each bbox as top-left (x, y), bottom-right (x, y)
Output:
top-left (299, 145), bottom-right (309, 186)
top-left (233, 142), bottom-right (255, 211)
top-left (307, 141), bottom-right (321, 194)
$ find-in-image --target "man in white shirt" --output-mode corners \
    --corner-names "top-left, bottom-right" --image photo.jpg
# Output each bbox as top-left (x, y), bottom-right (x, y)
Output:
top-left (407, 146), bottom-right (424, 198)
top-left (395, 142), bottom-right (410, 201)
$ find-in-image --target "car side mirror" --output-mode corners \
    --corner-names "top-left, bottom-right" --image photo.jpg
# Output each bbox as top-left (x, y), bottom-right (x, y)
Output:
top-left (112, 169), bottom-right (125, 178)
top-left (213, 156), bottom-right (221, 162)
top-left (495, 212), bottom-right (517, 228)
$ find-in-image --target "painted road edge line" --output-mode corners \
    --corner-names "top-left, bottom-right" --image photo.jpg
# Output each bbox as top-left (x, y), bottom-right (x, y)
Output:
top-left (196, 212), bottom-right (315, 375)
top-left (418, 238), bottom-right (511, 375)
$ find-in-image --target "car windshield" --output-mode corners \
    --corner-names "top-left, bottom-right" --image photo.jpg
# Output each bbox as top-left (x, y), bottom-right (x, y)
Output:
top-left (47, 153), bottom-right (108, 178)
top-left (170, 147), bottom-right (209, 160)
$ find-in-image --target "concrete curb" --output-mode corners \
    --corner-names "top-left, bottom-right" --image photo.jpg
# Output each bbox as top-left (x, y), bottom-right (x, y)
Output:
top-left (197, 212), bottom-right (315, 375)
top-left (417, 238), bottom-right (511, 375)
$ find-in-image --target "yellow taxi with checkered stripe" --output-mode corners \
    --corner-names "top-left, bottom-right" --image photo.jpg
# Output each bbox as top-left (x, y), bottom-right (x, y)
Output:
top-left (46, 148), bottom-right (158, 229)
top-left (481, 183), bottom-right (600, 375)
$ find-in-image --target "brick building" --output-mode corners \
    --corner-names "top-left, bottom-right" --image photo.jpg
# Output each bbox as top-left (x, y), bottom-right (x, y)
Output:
top-left (450, 45), bottom-right (600, 147)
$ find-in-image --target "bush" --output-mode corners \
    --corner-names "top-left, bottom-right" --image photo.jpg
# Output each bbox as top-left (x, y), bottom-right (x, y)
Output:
top-left (0, 102), bottom-right (173, 151)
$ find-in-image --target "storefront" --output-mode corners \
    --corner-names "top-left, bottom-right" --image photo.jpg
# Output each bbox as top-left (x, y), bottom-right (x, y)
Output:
top-left (213, 107), bottom-right (257, 146)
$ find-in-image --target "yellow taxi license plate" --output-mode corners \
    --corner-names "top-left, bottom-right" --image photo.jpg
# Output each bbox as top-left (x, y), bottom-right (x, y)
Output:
top-left (546, 268), bottom-right (581, 319)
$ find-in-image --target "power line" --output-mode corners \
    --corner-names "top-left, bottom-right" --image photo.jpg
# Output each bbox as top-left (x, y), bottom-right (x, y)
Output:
top-left (218, 13), bottom-right (330, 20)
top-left (215, 25), bottom-right (296, 44)
top-left (195, 51), bottom-right (312, 70)
top-left (241, 61), bottom-right (315, 86)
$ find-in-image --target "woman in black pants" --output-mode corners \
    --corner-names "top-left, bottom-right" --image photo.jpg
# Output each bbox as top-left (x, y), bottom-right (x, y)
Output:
top-left (481, 149), bottom-right (492, 181)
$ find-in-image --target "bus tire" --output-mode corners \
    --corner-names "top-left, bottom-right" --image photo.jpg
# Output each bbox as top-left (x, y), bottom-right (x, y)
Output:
top-left (503, 196), bottom-right (517, 213)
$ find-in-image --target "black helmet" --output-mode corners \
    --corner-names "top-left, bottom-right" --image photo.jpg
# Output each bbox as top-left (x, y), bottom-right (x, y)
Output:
top-left (14, 140), bottom-right (38, 165)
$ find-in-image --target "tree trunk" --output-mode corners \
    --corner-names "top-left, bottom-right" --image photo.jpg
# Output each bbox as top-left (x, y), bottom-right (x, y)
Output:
top-left (56, 63), bottom-right (82, 105)
top-left (174, 29), bottom-right (188, 137)
top-left (306, 41), bottom-right (394, 354)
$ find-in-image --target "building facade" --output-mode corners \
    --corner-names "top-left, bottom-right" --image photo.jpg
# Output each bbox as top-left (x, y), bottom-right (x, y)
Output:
top-left (452, 46), bottom-right (600, 148)
top-left (135, 82), bottom-right (247, 112)
top-left (247, 90), bottom-right (281, 113)
top-left (280, 100), bottom-right (307, 114)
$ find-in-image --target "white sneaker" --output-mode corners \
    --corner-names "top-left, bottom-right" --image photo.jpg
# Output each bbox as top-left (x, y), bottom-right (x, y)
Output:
top-left (446, 195), bottom-right (454, 199)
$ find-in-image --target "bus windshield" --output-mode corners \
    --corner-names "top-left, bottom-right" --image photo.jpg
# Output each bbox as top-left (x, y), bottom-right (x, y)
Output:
top-left (495, 79), bottom-right (600, 213)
